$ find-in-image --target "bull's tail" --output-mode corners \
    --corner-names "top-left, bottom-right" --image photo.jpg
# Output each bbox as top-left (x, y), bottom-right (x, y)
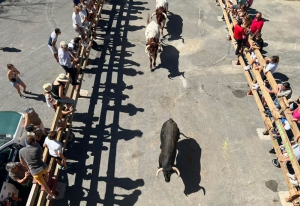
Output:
top-left (147, 13), bottom-right (150, 25)
top-left (180, 132), bottom-right (190, 139)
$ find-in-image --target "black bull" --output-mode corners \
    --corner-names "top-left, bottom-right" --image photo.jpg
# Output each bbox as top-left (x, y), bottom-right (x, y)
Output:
top-left (156, 118), bottom-right (180, 182)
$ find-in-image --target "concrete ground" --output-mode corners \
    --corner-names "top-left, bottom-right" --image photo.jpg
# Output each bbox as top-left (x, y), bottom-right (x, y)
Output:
top-left (1, 0), bottom-right (300, 205)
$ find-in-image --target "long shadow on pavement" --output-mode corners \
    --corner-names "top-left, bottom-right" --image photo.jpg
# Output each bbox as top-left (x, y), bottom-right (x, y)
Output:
top-left (55, 0), bottom-right (147, 205)
top-left (176, 138), bottom-right (206, 196)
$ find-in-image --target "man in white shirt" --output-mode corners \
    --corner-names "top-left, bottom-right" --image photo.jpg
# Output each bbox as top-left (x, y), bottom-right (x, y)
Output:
top-left (78, 4), bottom-right (89, 29)
top-left (72, 6), bottom-right (86, 41)
top-left (43, 130), bottom-right (71, 170)
top-left (58, 41), bottom-right (80, 85)
top-left (47, 28), bottom-right (61, 63)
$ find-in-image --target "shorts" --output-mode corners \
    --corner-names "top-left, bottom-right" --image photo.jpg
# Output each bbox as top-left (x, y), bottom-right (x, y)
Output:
top-left (232, 4), bottom-right (238, 9)
top-left (48, 44), bottom-right (57, 54)
top-left (55, 98), bottom-right (76, 105)
top-left (74, 27), bottom-right (85, 37)
top-left (11, 78), bottom-right (22, 86)
top-left (33, 168), bottom-right (48, 185)
top-left (250, 52), bottom-right (258, 61)
top-left (50, 155), bottom-right (62, 161)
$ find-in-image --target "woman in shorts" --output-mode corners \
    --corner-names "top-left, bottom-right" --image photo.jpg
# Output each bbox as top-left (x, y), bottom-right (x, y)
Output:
top-left (6, 64), bottom-right (31, 98)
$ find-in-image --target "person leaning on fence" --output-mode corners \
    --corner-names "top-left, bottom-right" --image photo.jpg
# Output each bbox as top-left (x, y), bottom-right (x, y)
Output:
top-left (290, 96), bottom-right (300, 111)
top-left (6, 64), bottom-right (31, 99)
top-left (288, 104), bottom-right (300, 124)
top-left (72, 6), bottom-right (86, 44)
top-left (272, 141), bottom-right (300, 168)
top-left (0, 195), bottom-right (22, 206)
top-left (250, 12), bottom-right (264, 37)
top-left (269, 115), bottom-right (293, 153)
top-left (43, 130), bottom-right (71, 170)
top-left (78, 3), bottom-right (89, 30)
top-left (43, 83), bottom-right (57, 111)
top-left (244, 32), bottom-right (264, 71)
top-left (19, 135), bottom-right (56, 200)
top-left (58, 41), bottom-right (80, 86)
top-left (6, 162), bottom-right (33, 187)
top-left (47, 28), bottom-right (61, 63)
top-left (227, 0), bottom-right (247, 17)
top-left (51, 73), bottom-right (76, 111)
top-left (24, 107), bottom-right (47, 135)
top-left (233, 19), bottom-right (245, 65)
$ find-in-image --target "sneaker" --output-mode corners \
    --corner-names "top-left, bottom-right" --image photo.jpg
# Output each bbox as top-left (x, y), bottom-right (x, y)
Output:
top-left (62, 163), bottom-right (72, 170)
top-left (272, 159), bottom-right (280, 168)
top-left (290, 179), bottom-right (299, 186)
top-left (269, 148), bottom-right (275, 154)
top-left (271, 130), bottom-right (277, 135)
top-left (23, 90), bottom-right (32, 94)
top-left (81, 43), bottom-right (88, 47)
top-left (252, 83), bottom-right (259, 90)
top-left (222, 4), bottom-right (226, 9)
top-left (20, 94), bottom-right (26, 99)
top-left (46, 195), bottom-right (56, 200)
top-left (244, 65), bottom-right (251, 71)
top-left (287, 173), bottom-right (296, 180)
top-left (215, 2), bottom-right (220, 6)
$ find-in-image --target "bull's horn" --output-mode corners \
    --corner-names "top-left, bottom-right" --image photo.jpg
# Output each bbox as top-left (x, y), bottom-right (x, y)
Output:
top-left (156, 168), bottom-right (163, 177)
top-left (151, 12), bottom-right (156, 18)
top-left (162, 12), bottom-right (167, 20)
top-left (145, 45), bottom-right (150, 53)
top-left (172, 167), bottom-right (180, 176)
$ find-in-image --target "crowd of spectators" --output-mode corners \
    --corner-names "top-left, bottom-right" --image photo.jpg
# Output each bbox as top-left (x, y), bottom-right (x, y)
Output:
top-left (3, 0), bottom-right (100, 203)
top-left (217, 0), bottom-right (300, 189)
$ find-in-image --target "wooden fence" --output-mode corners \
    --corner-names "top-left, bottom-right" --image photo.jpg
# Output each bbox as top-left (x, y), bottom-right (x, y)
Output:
top-left (25, 1), bottom-right (104, 205)
top-left (218, 0), bottom-right (300, 204)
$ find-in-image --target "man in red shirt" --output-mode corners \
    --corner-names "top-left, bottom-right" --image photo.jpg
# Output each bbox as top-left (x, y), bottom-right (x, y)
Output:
top-left (250, 12), bottom-right (264, 37)
top-left (234, 19), bottom-right (245, 65)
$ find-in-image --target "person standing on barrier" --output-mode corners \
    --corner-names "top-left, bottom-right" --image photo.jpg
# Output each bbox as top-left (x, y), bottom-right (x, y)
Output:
top-left (233, 19), bottom-right (245, 65)
top-left (58, 41), bottom-right (80, 86)
top-left (51, 73), bottom-right (76, 111)
top-left (19, 135), bottom-right (56, 200)
top-left (47, 28), bottom-right (61, 63)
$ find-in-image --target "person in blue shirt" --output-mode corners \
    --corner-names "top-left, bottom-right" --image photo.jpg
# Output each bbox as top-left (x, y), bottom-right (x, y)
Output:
top-left (47, 28), bottom-right (61, 63)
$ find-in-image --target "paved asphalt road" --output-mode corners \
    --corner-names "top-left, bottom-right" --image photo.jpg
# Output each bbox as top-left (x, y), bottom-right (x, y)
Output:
top-left (1, 0), bottom-right (300, 205)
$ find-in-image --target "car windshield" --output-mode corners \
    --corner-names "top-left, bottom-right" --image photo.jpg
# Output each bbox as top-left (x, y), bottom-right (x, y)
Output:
top-left (0, 111), bottom-right (22, 147)
top-left (0, 135), bottom-right (13, 147)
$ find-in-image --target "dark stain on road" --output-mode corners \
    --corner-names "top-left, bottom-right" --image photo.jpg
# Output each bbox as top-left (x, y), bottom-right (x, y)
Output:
top-left (265, 180), bottom-right (278, 192)
top-left (232, 90), bottom-right (247, 98)
top-left (132, 150), bottom-right (144, 158)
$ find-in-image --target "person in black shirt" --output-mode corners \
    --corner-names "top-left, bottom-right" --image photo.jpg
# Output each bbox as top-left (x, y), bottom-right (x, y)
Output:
top-left (244, 32), bottom-right (264, 71)
top-left (250, 32), bottom-right (264, 52)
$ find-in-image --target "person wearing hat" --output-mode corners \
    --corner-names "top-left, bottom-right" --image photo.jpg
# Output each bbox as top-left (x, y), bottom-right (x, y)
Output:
top-left (43, 83), bottom-right (57, 110)
top-left (58, 41), bottom-right (80, 86)
top-left (24, 107), bottom-right (47, 135)
top-left (51, 73), bottom-right (76, 111)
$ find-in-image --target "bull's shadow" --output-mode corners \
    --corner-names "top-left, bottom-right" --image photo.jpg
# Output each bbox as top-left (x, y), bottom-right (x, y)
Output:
top-left (165, 11), bottom-right (184, 43)
top-left (176, 138), bottom-right (205, 196)
top-left (157, 44), bottom-right (184, 78)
